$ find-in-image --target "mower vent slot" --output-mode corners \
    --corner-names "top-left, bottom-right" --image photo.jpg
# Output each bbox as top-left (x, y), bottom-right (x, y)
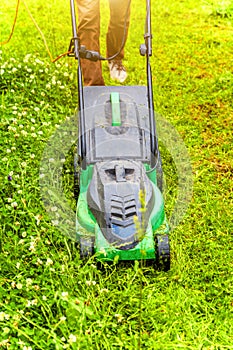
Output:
top-left (110, 195), bottom-right (137, 227)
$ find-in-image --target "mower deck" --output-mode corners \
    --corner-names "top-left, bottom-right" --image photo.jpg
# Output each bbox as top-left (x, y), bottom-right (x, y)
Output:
top-left (75, 86), bottom-right (170, 269)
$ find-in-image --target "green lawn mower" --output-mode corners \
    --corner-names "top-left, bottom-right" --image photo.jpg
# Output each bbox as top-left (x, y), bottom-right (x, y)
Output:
top-left (69, 0), bottom-right (170, 270)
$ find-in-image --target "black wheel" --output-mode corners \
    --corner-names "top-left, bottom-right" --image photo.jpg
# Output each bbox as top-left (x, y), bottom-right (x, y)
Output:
top-left (156, 234), bottom-right (170, 271)
top-left (74, 154), bottom-right (80, 200)
top-left (79, 237), bottom-right (94, 259)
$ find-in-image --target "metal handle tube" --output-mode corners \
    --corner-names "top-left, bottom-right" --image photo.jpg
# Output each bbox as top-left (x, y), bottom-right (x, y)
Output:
top-left (145, 0), bottom-right (159, 167)
top-left (70, 0), bottom-right (86, 168)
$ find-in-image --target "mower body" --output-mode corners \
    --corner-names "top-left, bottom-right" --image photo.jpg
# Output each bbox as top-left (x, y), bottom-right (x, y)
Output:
top-left (75, 86), bottom-right (170, 266)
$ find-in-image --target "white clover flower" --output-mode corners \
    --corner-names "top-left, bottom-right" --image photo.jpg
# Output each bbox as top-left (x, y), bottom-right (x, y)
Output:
top-left (16, 262), bottom-right (20, 269)
top-left (24, 54), bottom-right (32, 63)
top-left (31, 118), bottom-right (35, 123)
top-left (6, 149), bottom-right (11, 153)
top-left (68, 334), bottom-right (77, 343)
top-left (34, 107), bottom-right (40, 112)
top-left (16, 283), bottom-right (23, 290)
top-left (8, 198), bottom-right (13, 203)
top-left (60, 316), bottom-right (66, 322)
top-left (30, 154), bottom-right (35, 159)
top-left (26, 278), bottom-right (33, 286)
top-left (37, 258), bottom-right (43, 265)
top-left (46, 258), bottom-right (53, 266)
top-left (31, 299), bottom-right (37, 305)
top-left (50, 206), bottom-right (58, 212)
top-left (21, 130), bottom-right (28, 137)
top-left (86, 280), bottom-right (96, 286)
top-left (19, 124), bottom-right (24, 128)
top-left (12, 110), bottom-right (18, 115)
top-left (21, 161), bottom-right (27, 167)
top-left (0, 69), bottom-right (4, 75)
top-left (37, 130), bottom-right (43, 135)
top-left (42, 295), bottom-right (47, 301)
top-left (114, 314), bottom-right (124, 322)
top-left (17, 190), bottom-right (22, 194)
top-left (26, 300), bottom-right (31, 307)
top-left (31, 133), bottom-right (37, 138)
top-left (30, 126), bottom-right (35, 131)
top-left (0, 312), bottom-right (10, 320)
top-left (46, 83), bottom-right (51, 89)
top-left (51, 220), bottom-right (59, 226)
top-left (3, 327), bottom-right (10, 334)
top-left (11, 202), bottom-right (18, 208)
top-left (59, 85), bottom-right (65, 89)
top-left (61, 291), bottom-right (68, 299)
top-left (22, 232), bottom-right (27, 238)
top-left (41, 91), bottom-right (45, 97)
top-left (30, 74), bottom-right (35, 80)
top-left (11, 146), bottom-right (16, 151)
top-left (35, 58), bottom-right (44, 65)
top-left (2, 157), bottom-right (8, 162)
top-left (12, 67), bottom-right (17, 73)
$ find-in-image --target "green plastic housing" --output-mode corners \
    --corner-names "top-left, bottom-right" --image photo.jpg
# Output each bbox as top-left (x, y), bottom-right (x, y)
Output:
top-left (76, 165), bottom-right (168, 261)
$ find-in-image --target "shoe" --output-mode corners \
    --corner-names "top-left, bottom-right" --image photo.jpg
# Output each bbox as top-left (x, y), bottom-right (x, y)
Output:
top-left (108, 60), bottom-right (127, 83)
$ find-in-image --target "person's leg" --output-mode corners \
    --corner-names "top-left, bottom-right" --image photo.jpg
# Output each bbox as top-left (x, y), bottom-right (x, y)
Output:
top-left (107, 0), bottom-right (131, 59)
top-left (77, 0), bottom-right (105, 85)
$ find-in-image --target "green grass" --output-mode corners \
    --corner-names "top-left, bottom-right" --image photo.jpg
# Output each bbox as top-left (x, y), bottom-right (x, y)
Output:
top-left (0, 0), bottom-right (233, 349)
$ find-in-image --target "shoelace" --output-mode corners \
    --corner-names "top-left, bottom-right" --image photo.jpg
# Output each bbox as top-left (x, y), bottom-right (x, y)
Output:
top-left (110, 60), bottom-right (126, 72)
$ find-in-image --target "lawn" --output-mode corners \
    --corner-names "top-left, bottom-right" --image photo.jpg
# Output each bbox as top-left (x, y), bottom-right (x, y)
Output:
top-left (0, 0), bottom-right (233, 349)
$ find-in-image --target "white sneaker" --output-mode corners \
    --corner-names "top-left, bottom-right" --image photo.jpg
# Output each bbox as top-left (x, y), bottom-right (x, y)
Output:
top-left (108, 60), bottom-right (127, 83)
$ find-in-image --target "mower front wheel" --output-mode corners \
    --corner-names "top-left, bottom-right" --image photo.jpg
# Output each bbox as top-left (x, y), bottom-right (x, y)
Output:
top-left (156, 234), bottom-right (170, 271)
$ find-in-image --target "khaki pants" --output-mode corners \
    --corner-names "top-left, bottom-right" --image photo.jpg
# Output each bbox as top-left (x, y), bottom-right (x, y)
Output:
top-left (77, 0), bottom-right (131, 86)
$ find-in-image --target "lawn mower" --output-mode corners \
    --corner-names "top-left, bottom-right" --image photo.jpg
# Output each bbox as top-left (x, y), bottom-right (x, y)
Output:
top-left (69, 0), bottom-right (170, 270)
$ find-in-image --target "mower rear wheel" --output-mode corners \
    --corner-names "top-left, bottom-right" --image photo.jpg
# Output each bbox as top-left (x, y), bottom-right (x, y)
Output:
top-left (156, 234), bottom-right (170, 271)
